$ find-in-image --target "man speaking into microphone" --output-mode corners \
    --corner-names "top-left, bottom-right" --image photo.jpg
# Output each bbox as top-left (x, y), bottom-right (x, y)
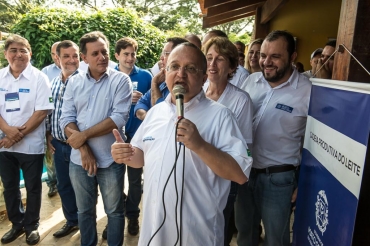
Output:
top-left (111, 42), bottom-right (252, 245)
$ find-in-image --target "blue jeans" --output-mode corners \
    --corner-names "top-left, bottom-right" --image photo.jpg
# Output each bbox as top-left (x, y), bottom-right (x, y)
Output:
top-left (0, 152), bottom-right (44, 232)
top-left (69, 161), bottom-right (125, 246)
top-left (51, 138), bottom-right (78, 226)
top-left (235, 169), bottom-right (296, 246)
top-left (45, 139), bottom-right (57, 187)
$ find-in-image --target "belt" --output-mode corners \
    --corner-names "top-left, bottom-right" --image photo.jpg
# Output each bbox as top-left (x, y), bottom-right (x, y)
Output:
top-left (56, 138), bottom-right (67, 144)
top-left (252, 165), bottom-right (297, 174)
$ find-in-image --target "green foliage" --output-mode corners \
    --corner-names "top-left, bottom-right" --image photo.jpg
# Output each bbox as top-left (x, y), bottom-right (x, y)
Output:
top-left (228, 33), bottom-right (251, 47)
top-left (69, 0), bottom-right (203, 34)
top-left (10, 7), bottom-right (166, 69)
top-left (0, 42), bottom-right (5, 68)
top-left (0, 0), bottom-right (46, 32)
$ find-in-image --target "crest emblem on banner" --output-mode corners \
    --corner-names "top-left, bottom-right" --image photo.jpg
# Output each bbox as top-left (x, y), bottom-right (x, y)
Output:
top-left (315, 190), bottom-right (329, 235)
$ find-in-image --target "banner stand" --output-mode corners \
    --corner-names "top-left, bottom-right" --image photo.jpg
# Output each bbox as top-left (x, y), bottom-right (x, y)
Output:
top-left (352, 136), bottom-right (370, 244)
top-left (293, 78), bottom-right (370, 246)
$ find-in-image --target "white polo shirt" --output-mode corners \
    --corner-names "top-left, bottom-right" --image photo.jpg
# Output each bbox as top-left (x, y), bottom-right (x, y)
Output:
top-left (203, 82), bottom-right (253, 145)
top-left (240, 70), bottom-right (311, 169)
top-left (0, 64), bottom-right (53, 154)
top-left (229, 64), bottom-right (250, 88)
top-left (132, 91), bottom-right (252, 246)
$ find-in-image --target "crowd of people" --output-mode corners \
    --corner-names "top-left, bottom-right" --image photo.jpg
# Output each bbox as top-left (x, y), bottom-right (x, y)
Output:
top-left (0, 28), bottom-right (337, 246)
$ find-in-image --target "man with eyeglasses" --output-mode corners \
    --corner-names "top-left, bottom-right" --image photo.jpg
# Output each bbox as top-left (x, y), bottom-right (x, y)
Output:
top-left (134, 37), bottom-right (188, 121)
top-left (0, 34), bottom-right (54, 245)
top-left (111, 42), bottom-right (251, 245)
top-left (47, 40), bottom-right (81, 238)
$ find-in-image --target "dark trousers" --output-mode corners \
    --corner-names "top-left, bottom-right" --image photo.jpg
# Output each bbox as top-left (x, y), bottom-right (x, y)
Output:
top-left (52, 138), bottom-right (78, 226)
top-left (223, 181), bottom-right (238, 246)
top-left (125, 135), bottom-right (142, 219)
top-left (0, 151), bottom-right (44, 231)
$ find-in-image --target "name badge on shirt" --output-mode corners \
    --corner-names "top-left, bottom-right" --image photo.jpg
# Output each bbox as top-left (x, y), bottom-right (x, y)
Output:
top-left (19, 88), bottom-right (30, 93)
top-left (275, 103), bottom-right (293, 113)
top-left (5, 92), bottom-right (21, 112)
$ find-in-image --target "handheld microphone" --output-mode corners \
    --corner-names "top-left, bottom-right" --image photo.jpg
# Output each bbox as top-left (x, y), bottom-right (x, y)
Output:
top-left (172, 85), bottom-right (187, 118)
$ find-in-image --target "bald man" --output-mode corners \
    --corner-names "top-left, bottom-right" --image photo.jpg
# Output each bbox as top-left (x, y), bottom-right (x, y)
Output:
top-left (41, 42), bottom-right (62, 81)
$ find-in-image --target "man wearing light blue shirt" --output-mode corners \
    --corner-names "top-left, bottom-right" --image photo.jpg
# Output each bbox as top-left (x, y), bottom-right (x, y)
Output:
top-left (41, 41), bottom-right (61, 198)
top-left (41, 41), bottom-right (62, 81)
top-left (59, 31), bottom-right (132, 246)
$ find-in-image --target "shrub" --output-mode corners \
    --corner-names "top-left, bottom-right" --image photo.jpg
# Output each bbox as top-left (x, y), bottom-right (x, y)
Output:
top-left (8, 7), bottom-right (166, 69)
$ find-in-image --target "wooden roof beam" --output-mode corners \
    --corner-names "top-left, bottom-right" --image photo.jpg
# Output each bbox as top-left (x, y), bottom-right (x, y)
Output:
top-left (207, 0), bottom-right (264, 17)
top-left (260, 0), bottom-right (287, 24)
top-left (204, 0), bottom-right (236, 9)
top-left (203, 11), bottom-right (256, 28)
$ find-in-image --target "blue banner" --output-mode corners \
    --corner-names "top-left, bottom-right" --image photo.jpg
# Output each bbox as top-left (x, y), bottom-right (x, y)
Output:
top-left (293, 79), bottom-right (370, 246)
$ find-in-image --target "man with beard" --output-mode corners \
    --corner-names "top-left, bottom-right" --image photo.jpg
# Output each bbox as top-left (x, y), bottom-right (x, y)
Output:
top-left (238, 30), bottom-right (312, 246)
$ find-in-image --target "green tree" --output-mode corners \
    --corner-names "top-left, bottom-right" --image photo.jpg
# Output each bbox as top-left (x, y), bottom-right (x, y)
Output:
top-left (65, 0), bottom-right (203, 34)
top-left (9, 7), bottom-right (165, 69)
top-left (0, 0), bottom-right (46, 32)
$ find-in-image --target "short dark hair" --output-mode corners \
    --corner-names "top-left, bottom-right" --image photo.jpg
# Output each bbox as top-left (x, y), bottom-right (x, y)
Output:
top-left (4, 34), bottom-right (31, 52)
top-left (173, 42), bottom-right (207, 75)
top-left (207, 30), bottom-right (228, 38)
top-left (79, 31), bottom-right (109, 55)
top-left (166, 37), bottom-right (188, 49)
top-left (56, 40), bottom-right (79, 56)
top-left (264, 30), bottom-right (295, 57)
top-left (184, 33), bottom-right (201, 48)
top-left (115, 37), bottom-right (138, 54)
top-left (234, 41), bottom-right (245, 51)
top-left (325, 40), bottom-right (336, 48)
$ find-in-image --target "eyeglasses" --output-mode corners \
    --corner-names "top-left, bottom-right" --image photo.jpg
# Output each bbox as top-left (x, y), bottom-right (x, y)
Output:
top-left (161, 51), bottom-right (171, 57)
top-left (166, 64), bottom-right (203, 75)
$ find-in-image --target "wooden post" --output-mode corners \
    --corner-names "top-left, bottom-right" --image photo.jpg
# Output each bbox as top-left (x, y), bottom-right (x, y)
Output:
top-left (333, 0), bottom-right (370, 83)
top-left (253, 7), bottom-right (270, 40)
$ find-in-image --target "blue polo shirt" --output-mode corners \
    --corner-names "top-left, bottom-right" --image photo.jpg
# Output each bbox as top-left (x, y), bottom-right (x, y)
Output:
top-left (115, 65), bottom-right (152, 139)
top-left (134, 82), bottom-right (170, 115)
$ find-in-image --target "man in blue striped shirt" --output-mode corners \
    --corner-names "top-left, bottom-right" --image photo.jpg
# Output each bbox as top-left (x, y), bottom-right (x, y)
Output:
top-left (47, 40), bottom-right (80, 238)
top-left (59, 31), bottom-right (132, 246)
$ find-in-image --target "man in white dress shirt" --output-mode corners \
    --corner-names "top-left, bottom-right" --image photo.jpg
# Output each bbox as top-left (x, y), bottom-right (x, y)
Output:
top-left (0, 34), bottom-right (54, 245)
top-left (112, 42), bottom-right (252, 245)
top-left (237, 30), bottom-right (312, 246)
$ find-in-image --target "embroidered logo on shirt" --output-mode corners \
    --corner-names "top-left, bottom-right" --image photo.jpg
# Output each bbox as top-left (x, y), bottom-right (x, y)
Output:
top-left (275, 103), bottom-right (293, 113)
top-left (143, 136), bottom-right (155, 142)
top-left (49, 97), bottom-right (53, 103)
top-left (19, 88), bottom-right (30, 93)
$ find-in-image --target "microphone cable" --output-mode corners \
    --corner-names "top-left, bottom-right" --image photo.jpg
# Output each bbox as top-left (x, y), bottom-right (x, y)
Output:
top-left (147, 118), bottom-right (185, 246)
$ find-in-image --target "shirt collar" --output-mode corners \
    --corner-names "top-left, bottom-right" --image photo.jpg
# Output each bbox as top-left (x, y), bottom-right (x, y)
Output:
top-left (58, 69), bottom-right (80, 83)
top-left (257, 68), bottom-right (299, 89)
top-left (165, 89), bottom-right (206, 114)
top-left (86, 67), bottom-right (110, 82)
top-left (114, 64), bottom-right (138, 76)
top-left (2, 63), bottom-right (33, 80)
